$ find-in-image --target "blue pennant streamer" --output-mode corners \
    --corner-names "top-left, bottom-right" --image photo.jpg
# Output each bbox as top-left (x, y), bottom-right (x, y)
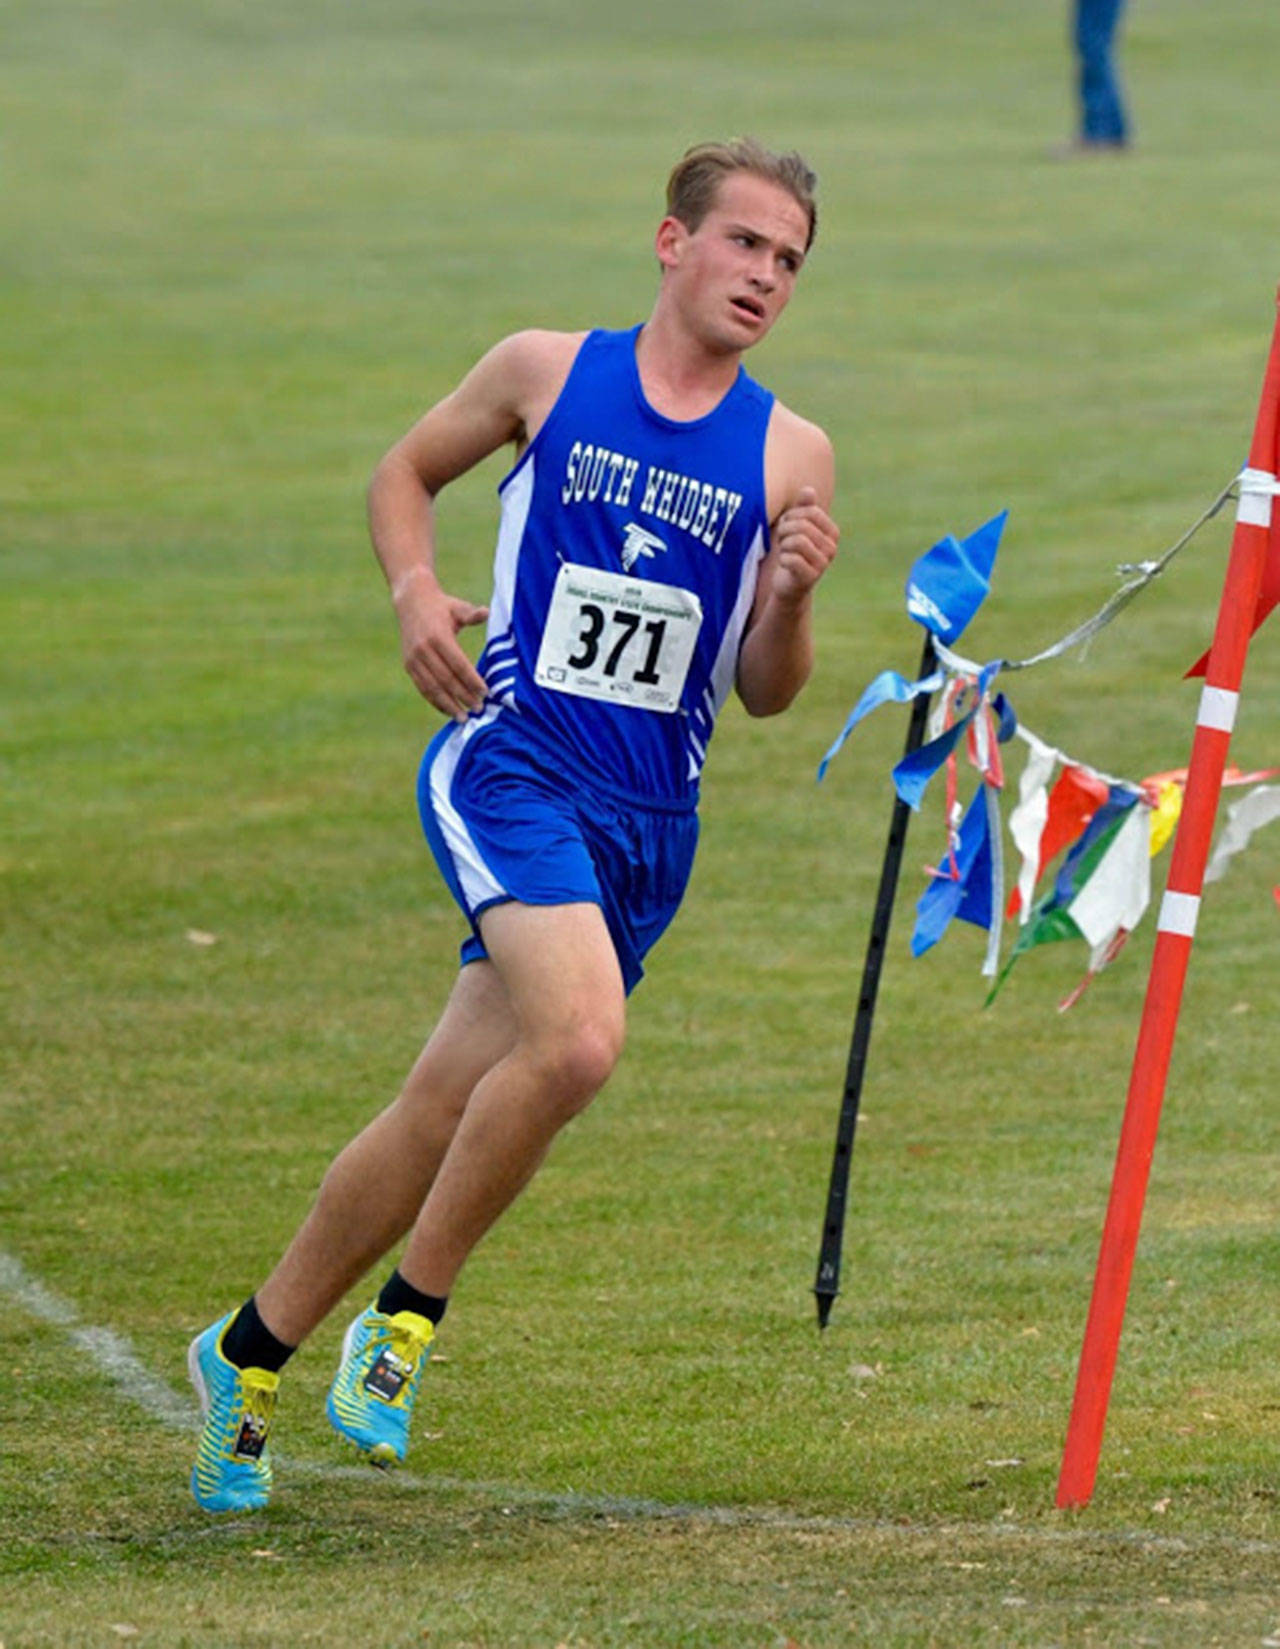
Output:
top-left (911, 785), bottom-right (995, 957)
top-left (893, 717), bottom-right (971, 811)
top-left (817, 667), bottom-right (945, 781)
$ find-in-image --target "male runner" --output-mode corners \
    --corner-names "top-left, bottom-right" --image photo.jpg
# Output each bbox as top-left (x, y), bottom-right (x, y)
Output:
top-left (188, 137), bottom-right (840, 1512)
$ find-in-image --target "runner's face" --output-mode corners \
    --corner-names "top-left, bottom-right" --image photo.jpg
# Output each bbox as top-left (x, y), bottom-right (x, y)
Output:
top-left (659, 173), bottom-right (810, 353)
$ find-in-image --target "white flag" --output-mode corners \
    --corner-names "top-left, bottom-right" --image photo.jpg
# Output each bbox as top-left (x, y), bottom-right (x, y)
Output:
top-left (1204, 784), bottom-right (1280, 884)
top-left (1008, 734), bottom-right (1058, 926)
top-left (1069, 804), bottom-right (1152, 969)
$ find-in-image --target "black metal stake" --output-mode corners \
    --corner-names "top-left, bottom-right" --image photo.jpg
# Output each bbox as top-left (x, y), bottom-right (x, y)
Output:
top-left (814, 633), bottom-right (938, 1329)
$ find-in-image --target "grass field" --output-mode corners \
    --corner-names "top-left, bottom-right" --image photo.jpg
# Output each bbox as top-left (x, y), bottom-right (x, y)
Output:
top-left (4, 0), bottom-right (1280, 1643)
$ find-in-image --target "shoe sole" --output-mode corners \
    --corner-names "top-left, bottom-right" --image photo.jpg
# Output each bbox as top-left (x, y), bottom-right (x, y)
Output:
top-left (188, 1333), bottom-right (210, 1417)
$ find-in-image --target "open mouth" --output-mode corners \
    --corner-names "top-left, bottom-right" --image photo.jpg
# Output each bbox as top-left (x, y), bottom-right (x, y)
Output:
top-left (730, 296), bottom-right (765, 322)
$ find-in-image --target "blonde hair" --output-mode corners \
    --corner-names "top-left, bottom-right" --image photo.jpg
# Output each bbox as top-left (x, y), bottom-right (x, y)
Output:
top-left (666, 138), bottom-right (818, 251)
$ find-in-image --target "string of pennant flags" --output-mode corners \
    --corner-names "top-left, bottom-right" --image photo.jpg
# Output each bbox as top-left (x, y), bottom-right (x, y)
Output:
top-left (814, 295), bottom-right (1280, 1509)
top-left (819, 476), bottom-right (1280, 1009)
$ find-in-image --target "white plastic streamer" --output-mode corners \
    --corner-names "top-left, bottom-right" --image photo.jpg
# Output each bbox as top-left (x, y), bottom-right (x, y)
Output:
top-left (982, 780), bottom-right (1005, 977)
top-left (933, 474), bottom-right (1239, 679)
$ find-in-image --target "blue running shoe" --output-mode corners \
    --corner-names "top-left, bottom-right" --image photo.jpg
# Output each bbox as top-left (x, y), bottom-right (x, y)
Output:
top-left (188, 1312), bottom-right (279, 1513)
top-left (326, 1305), bottom-right (434, 1467)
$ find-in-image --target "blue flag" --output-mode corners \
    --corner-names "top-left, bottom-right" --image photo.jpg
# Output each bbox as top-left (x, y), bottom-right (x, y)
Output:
top-left (905, 510), bottom-right (1007, 645)
top-left (911, 785), bottom-right (995, 957)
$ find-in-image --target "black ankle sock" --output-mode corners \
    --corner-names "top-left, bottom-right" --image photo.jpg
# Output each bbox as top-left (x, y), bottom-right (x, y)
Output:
top-left (376, 1269), bottom-right (448, 1327)
top-left (221, 1295), bottom-right (296, 1374)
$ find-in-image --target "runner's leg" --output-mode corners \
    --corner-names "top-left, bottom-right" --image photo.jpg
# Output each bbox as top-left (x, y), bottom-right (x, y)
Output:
top-left (254, 958), bottom-right (517, 1346)
top-left (395, 898), bottom-right (626, 1297)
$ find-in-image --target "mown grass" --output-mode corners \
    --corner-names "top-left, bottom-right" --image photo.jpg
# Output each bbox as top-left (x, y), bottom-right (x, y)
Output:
top-left (3, 0), bottom-right (1280, 1643)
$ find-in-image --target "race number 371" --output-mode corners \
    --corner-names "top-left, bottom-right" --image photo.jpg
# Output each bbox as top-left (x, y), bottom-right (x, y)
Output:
top-left (535, 563), bottom-right (703, 714)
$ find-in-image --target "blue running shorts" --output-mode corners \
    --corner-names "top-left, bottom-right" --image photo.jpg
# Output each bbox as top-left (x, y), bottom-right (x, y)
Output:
top-left (417, 709), bottom-right (699, 994)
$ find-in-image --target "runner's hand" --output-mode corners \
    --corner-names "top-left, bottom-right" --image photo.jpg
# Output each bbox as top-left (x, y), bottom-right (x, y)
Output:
top-left (770, 486), bottom-right (839, 605)
top-left (395, 576), bottom-right (490, 720)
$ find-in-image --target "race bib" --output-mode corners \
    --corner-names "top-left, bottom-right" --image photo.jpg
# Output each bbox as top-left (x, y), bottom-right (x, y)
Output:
top-left (535, 563), bottom-right (703, 714)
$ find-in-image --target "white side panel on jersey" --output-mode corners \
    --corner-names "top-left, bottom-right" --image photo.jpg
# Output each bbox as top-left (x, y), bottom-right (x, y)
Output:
top-left (684, 525), bottom-right (766, 780)
top-left (708, 524), bottom-right (768, 715)
top-left (489, 456), bottom-right (536, 642)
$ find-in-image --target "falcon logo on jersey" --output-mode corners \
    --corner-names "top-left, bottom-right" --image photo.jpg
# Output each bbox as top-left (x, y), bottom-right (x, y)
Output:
top-left (621, 522), bottom-right (667, 571)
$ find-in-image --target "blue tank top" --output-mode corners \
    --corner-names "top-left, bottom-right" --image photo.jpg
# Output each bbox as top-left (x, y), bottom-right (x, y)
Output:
top-left (476, 324), bottom-right (775, 804)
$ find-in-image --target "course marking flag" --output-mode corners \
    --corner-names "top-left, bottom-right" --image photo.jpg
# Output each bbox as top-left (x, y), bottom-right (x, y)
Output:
top-left (1057, 291), bottom-right (1280, 1511)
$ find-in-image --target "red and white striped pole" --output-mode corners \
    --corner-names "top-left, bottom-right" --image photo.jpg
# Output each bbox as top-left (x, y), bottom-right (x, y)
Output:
top-left (1056, 292), bottom-right (1280, 1510)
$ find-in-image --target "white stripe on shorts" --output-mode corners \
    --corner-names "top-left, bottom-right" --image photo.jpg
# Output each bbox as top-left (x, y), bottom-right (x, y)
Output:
top-left (427, 709), bottom-right (508, 914)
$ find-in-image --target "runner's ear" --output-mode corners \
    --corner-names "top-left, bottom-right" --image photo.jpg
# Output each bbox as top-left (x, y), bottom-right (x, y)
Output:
top-left (655, 215), bottom-right (687, 273)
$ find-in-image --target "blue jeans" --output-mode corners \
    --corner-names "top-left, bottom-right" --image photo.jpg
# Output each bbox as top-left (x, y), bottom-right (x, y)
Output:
top-left (1075, 0), bottom-right (1129, 143)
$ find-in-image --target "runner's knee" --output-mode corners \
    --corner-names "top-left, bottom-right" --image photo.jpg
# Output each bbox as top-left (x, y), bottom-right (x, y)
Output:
top-left (528, 1018), bottom-right (624, 1113)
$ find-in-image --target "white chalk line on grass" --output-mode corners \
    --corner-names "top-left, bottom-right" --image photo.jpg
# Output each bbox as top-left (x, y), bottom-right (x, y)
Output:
top-left (0, 1249), bottom-right (197, 1433)
top-left (4, 1246), bottom-right (1279, 1558)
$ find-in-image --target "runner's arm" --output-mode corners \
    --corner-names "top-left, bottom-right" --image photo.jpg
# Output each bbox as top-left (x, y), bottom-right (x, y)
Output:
top-left (735, 417), bottom-right (839, 717)
top-left (369, 331), bottom-right (574, 719)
